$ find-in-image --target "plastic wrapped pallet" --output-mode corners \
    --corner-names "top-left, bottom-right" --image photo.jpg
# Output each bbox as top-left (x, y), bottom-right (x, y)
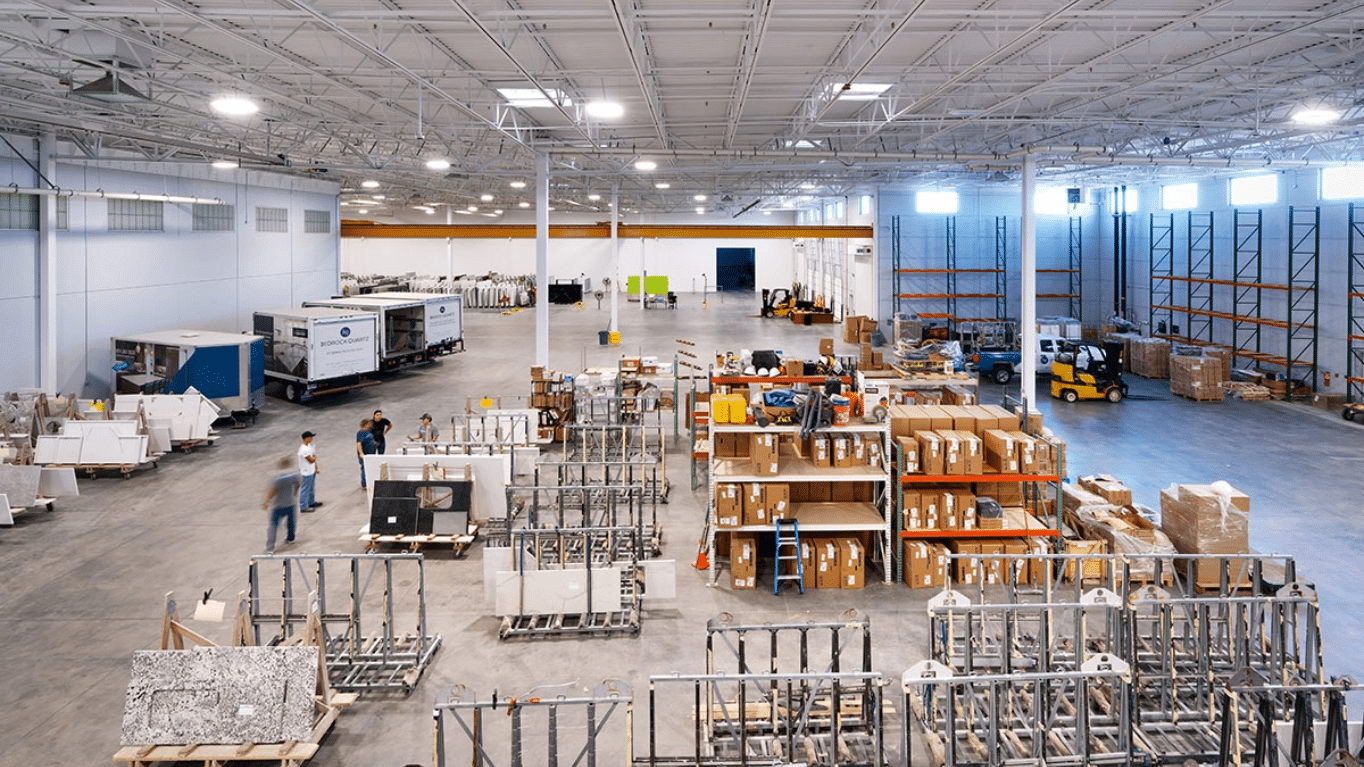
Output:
top-left (1129, 337), bottom-right (1171, 378)
top-left (1159, 482), bottom-right (1250, 584)
top-left (1170, 355), bottom-right (1223, 401)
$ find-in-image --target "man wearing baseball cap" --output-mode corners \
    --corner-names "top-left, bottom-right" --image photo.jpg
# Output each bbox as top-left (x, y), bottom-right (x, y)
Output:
top-left (298, 431), bottom-right (322, 512)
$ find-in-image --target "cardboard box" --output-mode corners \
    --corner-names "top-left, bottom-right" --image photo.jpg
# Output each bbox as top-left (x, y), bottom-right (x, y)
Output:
top-left (750, 433), bottom-right (780, 476)
top-left (889, 404), bottom-right (934, 441)
top-left (1079, 474), bottom-right (1133, 506)
top-left (979, 405), bottom-right (1020, 434)
top-left (843, 316), bottom-right (864, 343)
top-left (983, 429), bottom-right (1018, 473)
top-left (1062, 539), bottom-right (1107, 582)
top-left (850, 434), bottom-right (867, 464)
top-left (743, 482), bottom-right (768, 525)
top-left (954, 491), bottom-right (977, 530)
top-left (866, 439), bottom-right (884, 470)
top-left (946, 430), bottom-right (985, 475)
top-left (904, 541), bottom-right (947, 588)
top-left (839, 538), bottom-right (865, 588)
top-left (731, 532), bottom-right (759, 589)
top-left (815, 537), bottom-right (842, 589)
top-left (1011, 431), bottom-right (1039, 474)
top-left (810, 435), bottom-right (831, 468)
top-left (950, 542), bottom-right (981, 584)
top-left (938, 430), bottom-right (964, 475)
top-left (819, 338), bottom-right (835, 356)
top-left (978, 541), bottom-right (1005, 585)
top-left (1002, 541), bottom-right (1029, 585)
top-left (832, 436), bottom-right (854, 468)
top-left (975, 481), bottom-right (1025, 506)
top-left (902, 490), bottom-right (924, 530)
top-left (916, 431), bottom-right (945, 475)
top-left (787, 539), bottom-right (818, 590)
top-left (1159, 483), bottom-right (1250, 583)
top-left (896, 436), bottom-right (919, 473)
top-left (716, 483), bottom-right (742, 528)
top-left (767, 483), bottom-right (791, 521)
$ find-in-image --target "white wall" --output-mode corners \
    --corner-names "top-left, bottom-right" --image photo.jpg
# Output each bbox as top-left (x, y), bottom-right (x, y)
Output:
top-left (340, 210), bottom-right (800, 295)
top-left (2, 139), bottom-right (340, 395)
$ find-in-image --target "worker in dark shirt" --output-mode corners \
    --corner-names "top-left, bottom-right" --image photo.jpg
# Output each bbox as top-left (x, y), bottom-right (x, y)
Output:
top-left (370, 409), bottom-right (392, 454)
top-left (356, 418), bottom-right (378, 487)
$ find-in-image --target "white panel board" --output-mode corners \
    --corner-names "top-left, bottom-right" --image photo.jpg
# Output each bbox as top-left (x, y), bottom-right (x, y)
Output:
top-left (37, 466), bottom-right (79, 497)
top-left (494, 567), bottom-right (623, 617)
top-left (0, 465), bottom-right (43, 507)
top-left (641, 559), bottom-right (677, 601)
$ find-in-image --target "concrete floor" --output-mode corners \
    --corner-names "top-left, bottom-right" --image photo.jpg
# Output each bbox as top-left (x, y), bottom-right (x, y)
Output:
top-left (3, 293), bottom-right (1363, 766)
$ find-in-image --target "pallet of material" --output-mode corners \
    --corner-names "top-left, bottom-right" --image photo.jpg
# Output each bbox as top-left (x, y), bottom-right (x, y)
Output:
top-left (1220, 382), bottom-right (1272, 401)
top-left (1128, 338), bottom-right (1171, 378)
top-left (359, 523), bottom-right (479, 554)
top-left (1170, 355), bottom-right (1223, 401)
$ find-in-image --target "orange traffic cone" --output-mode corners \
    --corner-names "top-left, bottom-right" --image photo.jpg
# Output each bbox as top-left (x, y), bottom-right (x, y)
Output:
top-left (693, 550), bottom-right (709, 570)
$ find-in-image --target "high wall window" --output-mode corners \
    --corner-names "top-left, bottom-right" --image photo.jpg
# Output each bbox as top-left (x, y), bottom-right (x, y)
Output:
top-left (859, 195), bottom-right (872, 216)
top-left (303, 209), bottom-right (331, 233)
top-left (1161, 183), bottom-right (1198, 210)
top-left (255, 206), bottom-right (289, 233)
top-left (0, 193), bottom-right (38, 229)
top-left (1035, 187), bottom-right (1068, 215)
top-left (1229, 174), bottom-right (1277, 206)
top-left (916, 190), bottom-right (959, 214)
top-left (56, 195), bottom-right (68, 229)
top-left (1322, 167), bottom-right (1364, 200)
top-left (192, 203), bottom-right (235, 232)
top-left (108, 198), bottom-right (164, 231)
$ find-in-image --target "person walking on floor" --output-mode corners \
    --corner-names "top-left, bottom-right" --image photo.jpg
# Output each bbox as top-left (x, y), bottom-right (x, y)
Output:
top-left (370, 409), bottom-right (392, 454)
top-left (356, 418), bottom-right (378, 488)
top-left (298, 431), bottom-right (322, 511)
top-left (263, 455), bottom-right (301, 554)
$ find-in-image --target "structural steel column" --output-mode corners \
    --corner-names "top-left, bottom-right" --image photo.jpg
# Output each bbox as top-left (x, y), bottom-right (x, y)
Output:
top-left (39, 132), bottom-right (57, 391)
top-left (536, 152), bottom-right (549, 367)
top-left (1020, 153), bottom-right (1037, 408)
top-left (611, 183), bottom-right (619, 334)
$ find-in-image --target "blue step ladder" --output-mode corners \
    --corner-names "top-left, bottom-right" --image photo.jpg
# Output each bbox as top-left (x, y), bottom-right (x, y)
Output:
top-left (773, 519), bottom-right (804, 594)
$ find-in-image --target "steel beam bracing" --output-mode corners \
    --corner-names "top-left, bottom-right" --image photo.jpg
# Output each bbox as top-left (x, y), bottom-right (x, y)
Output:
top-left (1150, 213), bottom-right (1176, 337)
top-left (1187, 211), bottom-right (1215, 344)
top-left (946, 216), bottom-right (958, 331)
top-left (247, 553), bottom-right (439, 693)
top-left (995, 216), bottom-right (1009, 321)
top-left (1286, 206), bottom-right (1321, 401)
top-left (642, 671), bottom-right (887, 767)
top-left (1233, 209), bottom-right (1264, 369)
top-left (1069, 216), bottom-right (1083, 321)
top-left (434, 680), bottom-right (633, 767)
top-left (1350, 203), bottom-right (1364, 404)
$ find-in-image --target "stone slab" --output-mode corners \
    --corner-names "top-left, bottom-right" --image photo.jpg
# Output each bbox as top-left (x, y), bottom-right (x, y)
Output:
top-left (493, 566), bottom-right (622, 617)
top-left (37, 466), bottom-right (79, 497)
top-left (0, 464), bottom-right (42, 507)
top-left (121, 646), bottom-right (318, 746)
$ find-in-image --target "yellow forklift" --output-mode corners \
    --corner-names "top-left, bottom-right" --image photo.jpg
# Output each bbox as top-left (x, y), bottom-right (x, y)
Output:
top-left (1050, 340), bottom-right (1128, 403)
top-left (760, 287), bottom-right (797, 318)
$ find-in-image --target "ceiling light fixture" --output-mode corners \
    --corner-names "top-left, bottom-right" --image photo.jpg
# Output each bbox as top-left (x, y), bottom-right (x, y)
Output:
top-left (498, 87), bottom-right (571, 108)
top-left (635, 160), bottom-right (657, 171)
top-left (210, 160), bottom-right (238, 169)
top-left (510, 181), bottom-right (526, 189)
top-left (655, 182), bottom-right (671, 189)
top-left (585, 101), bottom-right (624, 118)
top-left (836, 82), bottom-right (893, 101)
top-left (494, 209), bottom-right (504, 215)
top-left (210, 96), bottom-right (258, 116)
top-left (467, 205), bottom-right (478, 212)
top-left (361, 180), bottom-right (380, 188)
top-left (799, 182), bottom-right (817, 190)
top-left (1292, 107), bottom-right (1340, 126)
top-left (481, 194), bottom-right (494, 202)
top-left (425, 159), bottom-right (451, 170)
top-left (694, 194), bottom-right (707, 202)
top-left (695, 207), bottom-right (704, 214)
top-left (588, 194), bottom-right (601, 201)
top-left (358, 209), bottom-right (369, 214)
top-left (519, 201), bottom-right (530, 208)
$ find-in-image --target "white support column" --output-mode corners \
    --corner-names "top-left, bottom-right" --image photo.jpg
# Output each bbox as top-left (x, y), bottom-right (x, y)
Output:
top-left (610, 183), bottom-right (619, 334)
top-left (535, 152), bottom-right (550, 367)
top-left (446, 206), bottom-right (454, 291)
top-left (1020, 153), bottom-right (1038, 410)
top-left (38, 132), bottom-right (57, 392)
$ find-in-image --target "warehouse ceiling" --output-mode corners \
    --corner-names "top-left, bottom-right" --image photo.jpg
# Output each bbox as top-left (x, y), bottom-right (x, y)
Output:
top-left (0, 0), bottom-right (1362, 215)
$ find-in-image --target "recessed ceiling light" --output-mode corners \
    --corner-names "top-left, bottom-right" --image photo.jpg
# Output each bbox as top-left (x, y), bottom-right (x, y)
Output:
top-left (210, 96), bottom-right (258, 115)
top-left (519, 201), bottom-right (530, 208)
top-left (799, 182), bottom-right (817, 190)
top-left (635, 160), bottom-right (657, 171)
top-left (361, 180), bottom-right (380, 189)
top-left (694, 194), bottom-right (707, 202)
top-left (1292, 108), bottom-right (1340, 125)
top-left (510, 181), bottom-right (526, 189)
top-left (498, 87), bottom-right (571, 108)
top-left (358, 209), bottom-right (369, 214)
top-left (481, 193), bottom-right (494, 202)
top-left (655, 182), bottom-right (671, 189)
top-left (211, 160), bottom-right (238, 169)
top-left (371, 195), bottom-right (385, 200)
top-left (763, 210), bottom-right (772, 215)
top-left (468, 205), bottom-right (478, 211)
top-left (588, 194), bottom-right (601, 201)
top-left (585, 101), bottom-right (624, 118)
top-left (426, 159), bottom-right (451, 170)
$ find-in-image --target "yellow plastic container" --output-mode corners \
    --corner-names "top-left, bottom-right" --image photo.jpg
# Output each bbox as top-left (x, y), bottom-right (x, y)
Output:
top-left (608, 331), bottom-right (621, 344)
top-left (712, 396), bottom-right (730, 424)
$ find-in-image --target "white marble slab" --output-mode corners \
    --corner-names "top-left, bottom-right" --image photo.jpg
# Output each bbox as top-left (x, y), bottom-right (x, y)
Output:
top-left (37, 466), bottom-right (79, 497)
top-left (0, 495), bottom-right (11, 526)
top-left (641, 559), bottom-right (677, 601)
top-left (34, 435), bottom-right (82, 464)
top-left (494, 567), bottom-right (622, 617)
top-left (120, 646), bottom-right (318, 746)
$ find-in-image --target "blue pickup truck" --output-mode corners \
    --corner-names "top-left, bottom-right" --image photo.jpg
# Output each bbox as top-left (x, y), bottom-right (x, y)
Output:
top-left (971, 335), bottom-right (1068, 384)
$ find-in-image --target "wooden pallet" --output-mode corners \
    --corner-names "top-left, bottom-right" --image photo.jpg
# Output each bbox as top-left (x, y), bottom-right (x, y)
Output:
top-left (1220, 382), bottom-right (1272, 401)
top-left (45, 459), bottom-right (159, 478)
top-left (1171, 390), bottom-right (1222, 403)
top-left (171, 434), bottom-right (220, 453)
top-left (360, 524), bottom-right (479, 555)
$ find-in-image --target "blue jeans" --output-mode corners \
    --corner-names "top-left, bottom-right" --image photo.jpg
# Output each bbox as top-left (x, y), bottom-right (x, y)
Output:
top-left (266, 505), bottom-right (296, 552)
top-left (359, 456), bottom-right (367, 488)
top-left (299, 473), bottom-right (316, 509)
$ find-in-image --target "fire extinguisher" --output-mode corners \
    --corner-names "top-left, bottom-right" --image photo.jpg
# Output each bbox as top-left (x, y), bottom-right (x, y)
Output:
top-left (1324, 371), bottom-right (1332, 387)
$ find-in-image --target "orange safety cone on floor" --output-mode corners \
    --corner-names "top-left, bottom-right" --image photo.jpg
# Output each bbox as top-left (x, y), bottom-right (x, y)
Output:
top-left (693, 550), bottom-right (709, 570)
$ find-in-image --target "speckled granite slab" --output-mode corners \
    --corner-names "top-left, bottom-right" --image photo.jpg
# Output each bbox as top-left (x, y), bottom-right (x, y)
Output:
top-left (120, 646), bottom-right (318, 746)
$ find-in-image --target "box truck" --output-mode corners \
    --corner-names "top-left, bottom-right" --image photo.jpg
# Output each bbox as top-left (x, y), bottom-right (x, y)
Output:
top-left (363, 291), bottom-right (465, 357)
top-left (303, 295), bottom-right (431, 371)
top-left (253, 307), bottom-right (381, 402)
top-left (111, 330), bottom-right (265, 418)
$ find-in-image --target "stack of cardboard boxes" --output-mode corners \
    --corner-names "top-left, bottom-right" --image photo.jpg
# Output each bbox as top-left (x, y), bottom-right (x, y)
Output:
top-left (1170, 355), bottom-right (1224, 401)
top-left (903, 538), bottom-right (1043, 588)
top-left (731, 534), bottom-right (867, 590)
top-left (1128, 337), bottom-right (1172, 379)
top-left (842, 316), bottom-right (890, 371)
top-left (1159, 482), bottom-right (1251, 586)
top-left (888, 404), bottom-right (1054, 477)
